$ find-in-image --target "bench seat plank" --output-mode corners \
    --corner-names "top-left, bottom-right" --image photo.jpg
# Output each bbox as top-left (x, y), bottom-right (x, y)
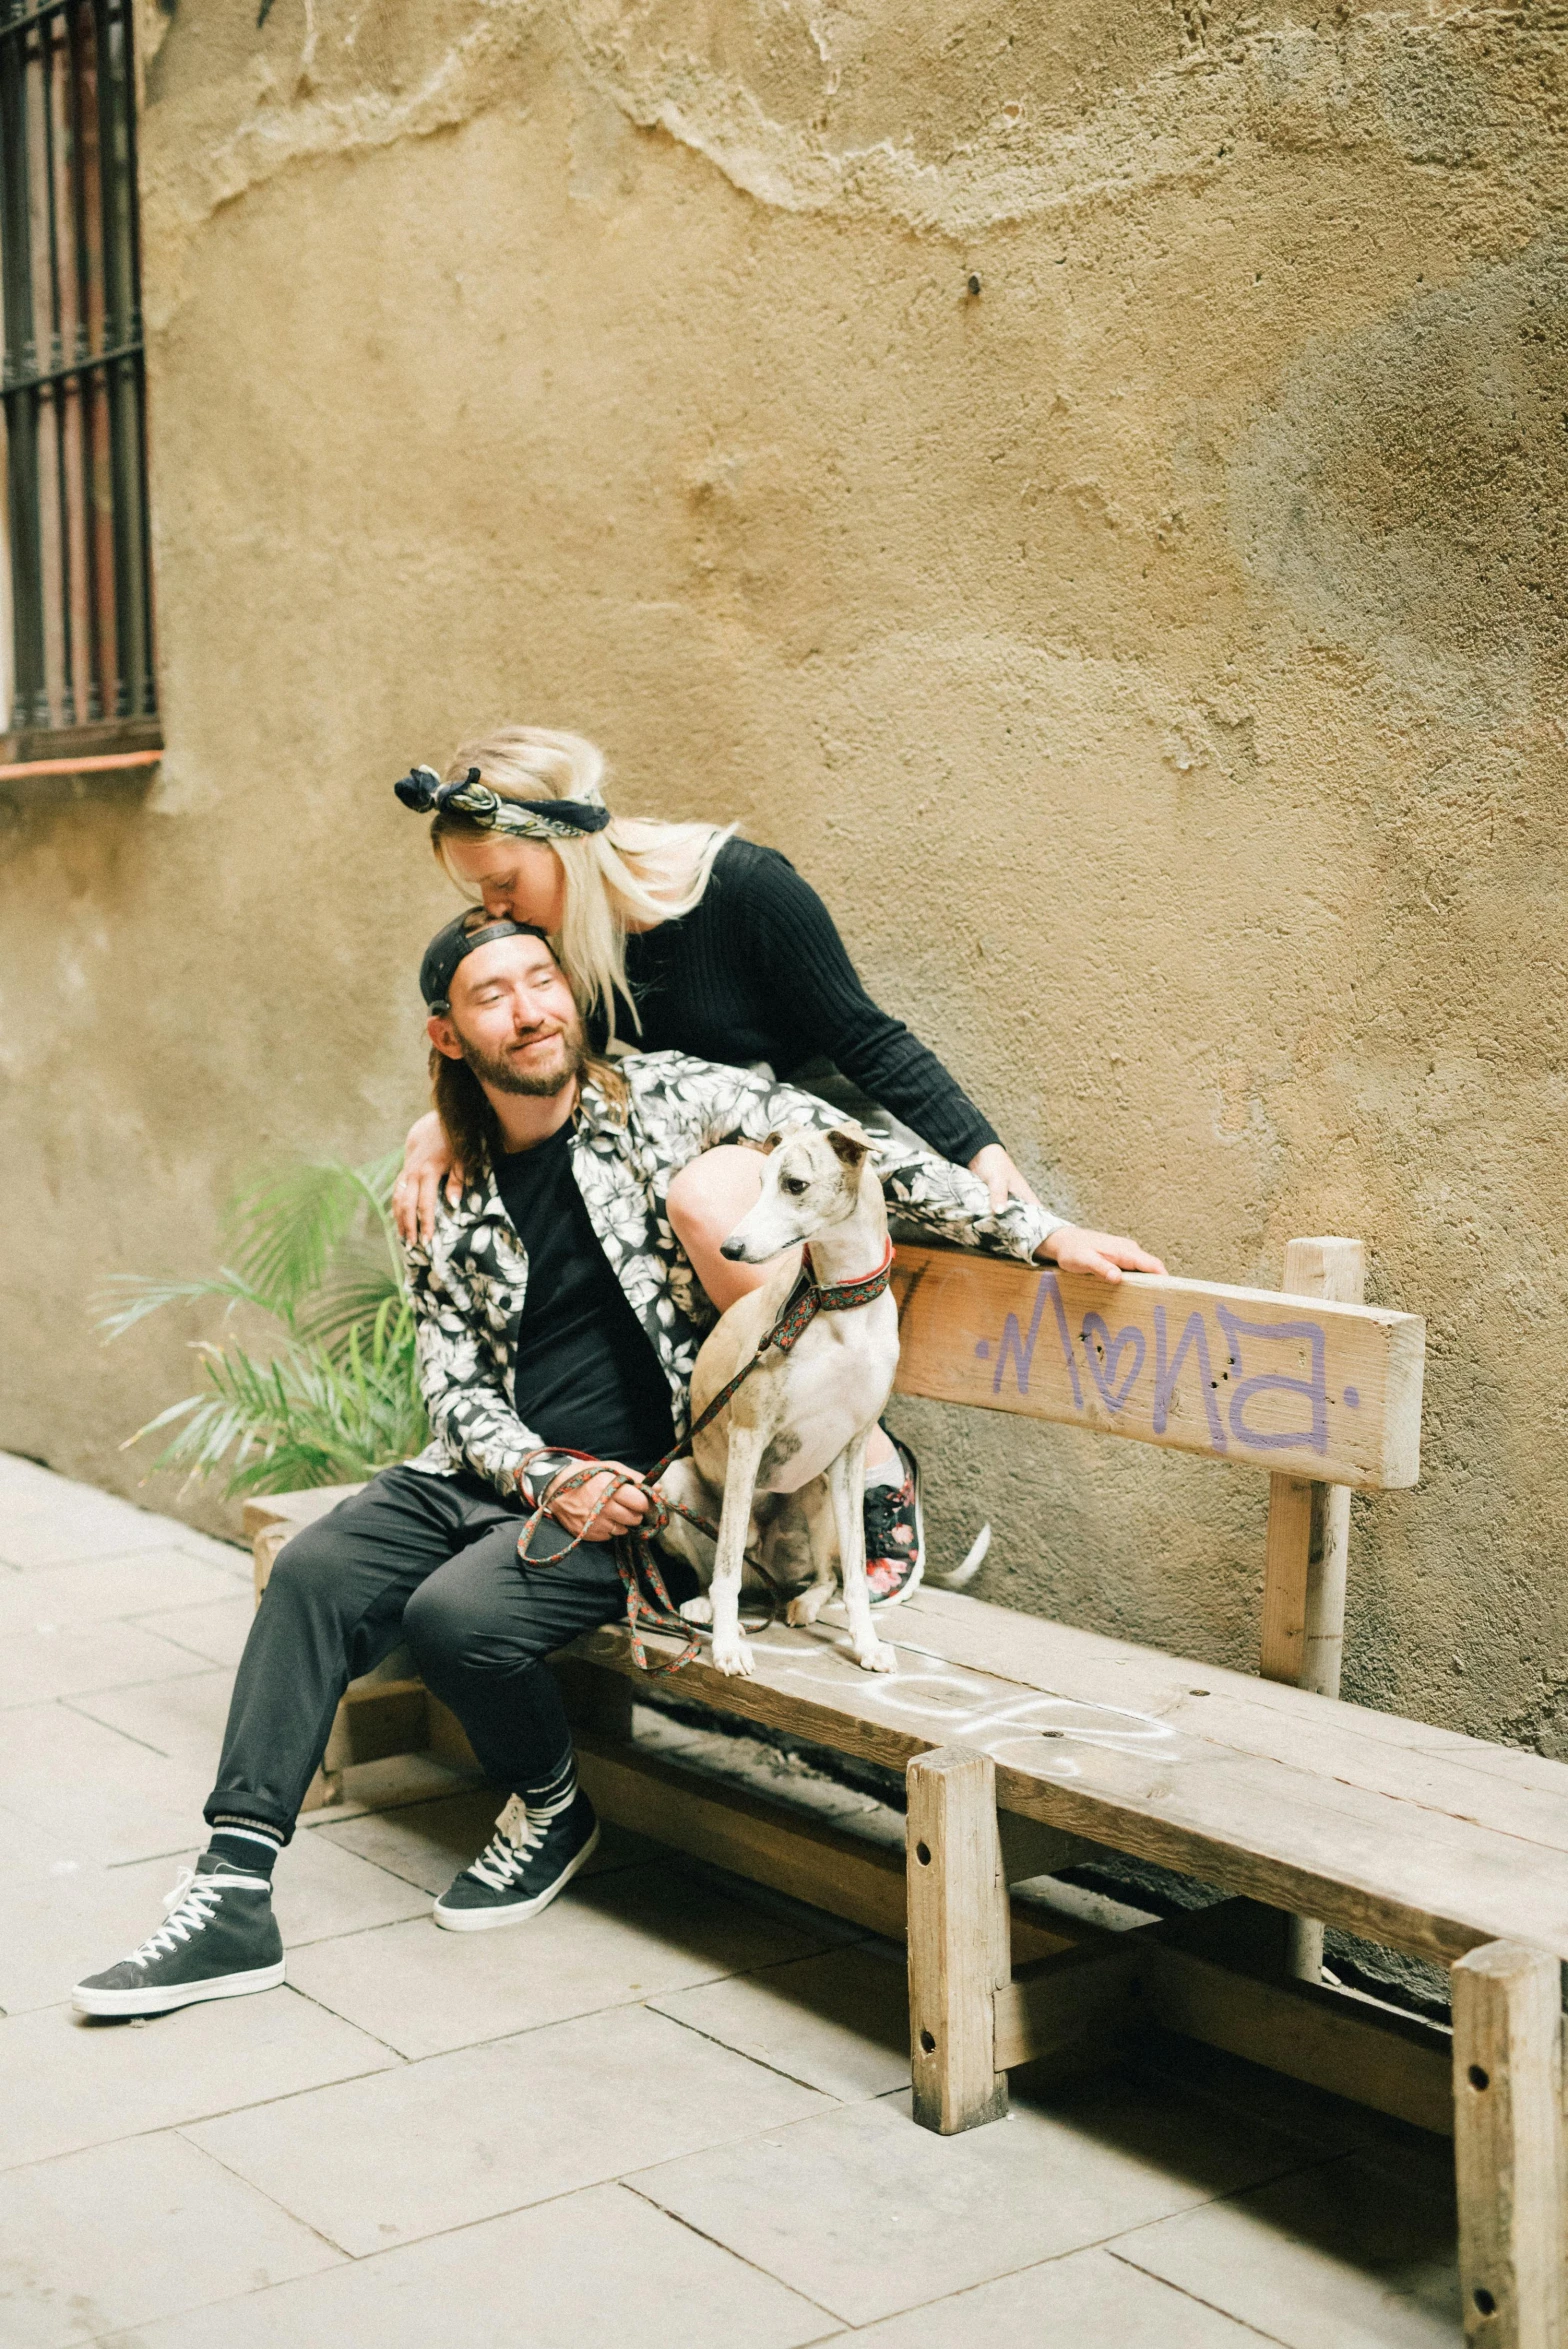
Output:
top-left (573, 1593), bottom-right (1568, 1968)
top-left (902, 1591), bottom-right (1568, 1858)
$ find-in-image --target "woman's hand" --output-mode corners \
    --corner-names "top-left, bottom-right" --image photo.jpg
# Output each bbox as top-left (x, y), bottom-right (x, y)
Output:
top-left (543, 1461), bottom-right (651, 1543)
top-left (1040, 1225), bottom-right (1168, 1284)
top-left (970, 1143), bottom-right (1040, 1212)
top-left (394, 1112), bottom-right (460, 1247)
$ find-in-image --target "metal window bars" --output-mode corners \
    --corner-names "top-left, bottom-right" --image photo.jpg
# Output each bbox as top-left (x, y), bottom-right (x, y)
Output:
top-left (0, 0), bottom-right (155, 735)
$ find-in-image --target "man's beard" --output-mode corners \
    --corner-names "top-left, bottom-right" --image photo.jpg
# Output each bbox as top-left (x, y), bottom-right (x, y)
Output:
top-left (460, 1024), bottom-right (586, 1099)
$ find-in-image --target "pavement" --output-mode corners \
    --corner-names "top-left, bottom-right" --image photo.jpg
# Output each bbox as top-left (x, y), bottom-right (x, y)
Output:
top-left (0, 1449), bottom-right (1462, 2347)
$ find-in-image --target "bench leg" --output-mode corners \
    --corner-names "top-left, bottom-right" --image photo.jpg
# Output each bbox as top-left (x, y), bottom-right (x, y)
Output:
top-left (1453, 1940), bottom-right (1565, 2348)
top-left (907, 1746), bottom-right (1009, 2134)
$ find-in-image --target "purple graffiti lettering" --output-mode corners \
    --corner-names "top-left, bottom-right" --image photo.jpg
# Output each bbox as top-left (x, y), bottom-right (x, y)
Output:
top-left (1344, 1385), bottom-right (1359, 1409)
top-left (1080, 1314), bottom-right (1146, 1412)
top-left (1152, 1306), bottom-right (1227, 1450)
top-left (1215, 1307), bottom-right (1327, 1454)
top-left (992, 1277), bottom-right (1050, 1399)
top-left (974, 1338), bottom-right (991, 1360)
top-left (1045, 1273), bottom-right (1086, 1409)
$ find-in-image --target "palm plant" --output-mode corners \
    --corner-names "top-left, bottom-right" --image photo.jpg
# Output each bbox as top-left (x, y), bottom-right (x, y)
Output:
top-left (100, 1155), bottom-right (427, 1496)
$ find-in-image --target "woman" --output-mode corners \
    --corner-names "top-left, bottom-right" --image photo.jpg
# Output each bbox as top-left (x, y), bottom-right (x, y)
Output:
top-left (392, 726), bottom-right (1163, 1601)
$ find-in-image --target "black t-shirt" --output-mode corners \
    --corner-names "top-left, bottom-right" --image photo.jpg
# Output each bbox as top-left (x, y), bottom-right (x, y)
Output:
top-left (491, 1120), bottom-right (675, 1473)
top-left (589, 836), bottom-right (999, 1165)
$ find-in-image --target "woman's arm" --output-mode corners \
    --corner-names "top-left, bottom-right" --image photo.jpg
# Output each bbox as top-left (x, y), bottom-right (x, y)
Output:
top-left (739, 850), bottom-right (1032, 1199)
top-left (394, 1111), bottom-right (457, 1247)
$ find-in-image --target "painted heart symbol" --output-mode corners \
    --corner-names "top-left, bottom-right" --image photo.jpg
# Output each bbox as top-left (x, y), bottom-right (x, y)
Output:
top-left (1080, 1313), bottom-right (1146, 1412)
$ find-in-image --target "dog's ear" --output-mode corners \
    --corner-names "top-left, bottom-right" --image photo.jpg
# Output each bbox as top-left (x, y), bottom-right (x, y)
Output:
top-left (827, 1127), bottom-right (873, 1173)
top-left (753, 1130), bottom-right (785, 1157)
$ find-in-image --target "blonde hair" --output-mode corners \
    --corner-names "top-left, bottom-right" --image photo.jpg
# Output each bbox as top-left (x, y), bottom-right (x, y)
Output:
top-left (433, 727), bottom-right (733, 1047)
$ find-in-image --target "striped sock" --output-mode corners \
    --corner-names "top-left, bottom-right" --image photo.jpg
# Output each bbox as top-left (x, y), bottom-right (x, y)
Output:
top-left (205, 1819), bottom-right (284, 1877)
top-left (521, 1749), bottom-right (579, 1831)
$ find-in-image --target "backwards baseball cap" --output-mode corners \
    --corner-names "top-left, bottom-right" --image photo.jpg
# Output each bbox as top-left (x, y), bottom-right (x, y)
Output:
top-left (420, 906), bottom-right (552, 1012)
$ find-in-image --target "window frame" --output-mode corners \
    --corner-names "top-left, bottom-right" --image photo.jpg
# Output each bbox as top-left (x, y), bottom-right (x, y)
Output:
top-left (0, 0), bottom-right (159, 777)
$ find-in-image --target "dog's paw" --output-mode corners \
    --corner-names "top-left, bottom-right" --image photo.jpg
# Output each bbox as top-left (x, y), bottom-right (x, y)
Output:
top-left (785, 1586), bottom-right (829, 1628)
top-left (855, 1639), bottom-right (897, 1674)
top-left (679, 1594), bottom-right (714, 1626)
top-left (711, 1636), bottom-right (756, 1677)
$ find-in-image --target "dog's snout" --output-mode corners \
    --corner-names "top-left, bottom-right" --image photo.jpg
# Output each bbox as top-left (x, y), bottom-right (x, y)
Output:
top-left (719, 1236), bottom-right (747, 1261)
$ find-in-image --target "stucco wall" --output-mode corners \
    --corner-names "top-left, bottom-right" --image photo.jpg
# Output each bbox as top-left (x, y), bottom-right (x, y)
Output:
top-left (2, 0), bottom-right (1563, 1747)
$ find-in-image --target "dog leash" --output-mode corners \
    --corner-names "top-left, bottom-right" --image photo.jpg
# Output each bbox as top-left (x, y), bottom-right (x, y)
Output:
top-left (518, 1239), bottom-right (896, 1672)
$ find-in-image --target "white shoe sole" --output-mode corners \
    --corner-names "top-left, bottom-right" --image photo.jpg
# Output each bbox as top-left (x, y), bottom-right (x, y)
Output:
top-left (72, 1958), bottom-right (286, 2018)
top-left (432, 1821), bottom-right (601, 1933)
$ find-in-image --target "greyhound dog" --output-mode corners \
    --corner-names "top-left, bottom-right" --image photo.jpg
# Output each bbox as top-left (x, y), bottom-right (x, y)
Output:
top-left (657, 1124), bottom-right (900, 1679)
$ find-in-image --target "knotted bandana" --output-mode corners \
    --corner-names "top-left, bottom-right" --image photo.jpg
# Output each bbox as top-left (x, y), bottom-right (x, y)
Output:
top-left (394, 764), bottom-right (611, 841)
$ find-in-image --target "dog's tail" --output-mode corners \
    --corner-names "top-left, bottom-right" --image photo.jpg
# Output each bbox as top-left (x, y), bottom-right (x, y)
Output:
top-left (933, 1520), bottom-right (990, 1591)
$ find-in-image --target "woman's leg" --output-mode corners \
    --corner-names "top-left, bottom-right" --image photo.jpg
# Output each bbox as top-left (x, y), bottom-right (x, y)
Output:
top-left (666, 1146), bottom-right (895, 1470)
top-left (666, 1145), bottom-right (777, 1313)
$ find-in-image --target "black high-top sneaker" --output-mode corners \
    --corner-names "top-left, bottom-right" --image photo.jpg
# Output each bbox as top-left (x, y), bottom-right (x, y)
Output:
top-left (433, 1789), bottom-right (600, 1932)
top-left (73, 1852), bottom-right (285, 2018)
top-left (865, 1437), bottom-right (924, 1607)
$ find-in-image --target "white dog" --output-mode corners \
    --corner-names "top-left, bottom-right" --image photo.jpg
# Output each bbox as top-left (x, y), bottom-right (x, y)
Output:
top-left (657, 1124), bottom-right (900, 1678)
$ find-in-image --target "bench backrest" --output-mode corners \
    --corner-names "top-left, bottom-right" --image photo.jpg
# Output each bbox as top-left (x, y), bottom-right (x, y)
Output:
top-left (891, 1244), bottom-right (1423, 1491)
top-left (890, 1234), bottom-right (1426, 1702)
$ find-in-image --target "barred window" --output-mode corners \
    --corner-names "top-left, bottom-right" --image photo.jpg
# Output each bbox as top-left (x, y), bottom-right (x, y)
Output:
top-left (0, 0), bottom-right (157, 762)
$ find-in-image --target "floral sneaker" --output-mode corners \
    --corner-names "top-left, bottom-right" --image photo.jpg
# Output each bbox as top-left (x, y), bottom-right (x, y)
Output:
top-left (864, 1438), bottom-right (924, 1606)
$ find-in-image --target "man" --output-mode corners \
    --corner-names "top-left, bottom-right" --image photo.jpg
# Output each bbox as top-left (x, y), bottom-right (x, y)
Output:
top-left (73, 909), bottom-right (1161, 2015)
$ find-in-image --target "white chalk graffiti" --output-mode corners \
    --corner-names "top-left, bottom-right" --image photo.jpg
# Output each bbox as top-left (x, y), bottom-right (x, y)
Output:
top-left (695, 1618), bottom-right (1182, 1781)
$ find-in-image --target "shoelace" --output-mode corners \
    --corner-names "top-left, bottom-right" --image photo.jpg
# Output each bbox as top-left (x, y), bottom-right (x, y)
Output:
top-left (129, 1868), bottom-right (226, 1965)
top-left (466, 1817), bottom-right (547, 1892)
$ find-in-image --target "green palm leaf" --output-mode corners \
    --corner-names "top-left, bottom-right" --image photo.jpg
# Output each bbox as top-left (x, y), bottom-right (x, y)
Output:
top-left (100, 1154), bottom-right (427, 1497)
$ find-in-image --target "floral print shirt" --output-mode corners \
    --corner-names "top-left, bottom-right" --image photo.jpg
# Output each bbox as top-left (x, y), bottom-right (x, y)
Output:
top-left (404, 1050), bottom-right (1062, 1496)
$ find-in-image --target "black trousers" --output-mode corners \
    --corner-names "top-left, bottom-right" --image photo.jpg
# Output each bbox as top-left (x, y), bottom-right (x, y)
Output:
top-left (204, 1464), bottom-right (691, 1845)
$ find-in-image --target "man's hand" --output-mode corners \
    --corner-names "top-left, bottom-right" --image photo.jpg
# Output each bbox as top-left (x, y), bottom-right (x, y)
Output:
top-left (969, 1143), bottom-right (1040, 1212)
top-left (542, 1460), bottom-right (652, 1542)
top-left (1039, 1225), bottom-right (1168, 1284)
top-left (392, 1112), bottom-right (463, 1247)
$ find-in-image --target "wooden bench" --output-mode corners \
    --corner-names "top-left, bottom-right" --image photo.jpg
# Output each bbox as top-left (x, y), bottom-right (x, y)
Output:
top-left (248, 1238), bottom-right (1568, 2347)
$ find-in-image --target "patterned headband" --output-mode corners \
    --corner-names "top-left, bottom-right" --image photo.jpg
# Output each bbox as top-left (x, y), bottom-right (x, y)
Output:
top-left (392, 764), bottom-right (611, 841)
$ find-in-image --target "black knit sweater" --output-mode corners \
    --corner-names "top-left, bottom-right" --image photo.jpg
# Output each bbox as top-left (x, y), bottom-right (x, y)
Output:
top-left (593, 838), bottom-right (998, 1165)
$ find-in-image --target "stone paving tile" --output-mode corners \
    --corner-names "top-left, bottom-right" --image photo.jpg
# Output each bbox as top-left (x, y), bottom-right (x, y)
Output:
top-left (285, 1860), bottom-right (841, 2060)
top-left (0, 1454), bottom-right (65, 1498)
top-left (652, 1941), bottom-right (911, 2100)
top-left (0, 1467), bottom-right (250, 1578)
top-left (0, 1553), bottom-right (240, 1634)
top-left (132, 1593), bottom-right (257, 1668)
top-left (0, 1704), bottom-right (213, 1867)
top-left (0, 1621), bottom-right (210, 1710)
top-left (0, 1802), bottom-right (55, 1871)
top-left (156, 1527), bottom-right (253, 1578)
top-left (1130, 2027), bottom-right (1416, 2159)
top-left (295, 1750), bottom-right (485, 1822)
top-left (184, 2002), bottom-right (830, 2256)
top-left (67, 1669), bottom-right (234, 1769)
top-left (0, 2129), bottom-right (344, 2348)
top-left (0, 1499), bottom-right (194, 1572)
top-left (629, 2069), bottom-right (1335, 2328)
top-left (847, 2242), bottom-right (1278, 2346)
top-left (0, 1988), bottom-right (399, 2170)
top-left (1115, 2133), bottom-right (1461, 2347)
top-left (92, 2180), bottom-right (833, 2349)
top-left (317, 1785), bottom-right (663, 1894)
top-left (3, 1833), bottom-right (430, 2017)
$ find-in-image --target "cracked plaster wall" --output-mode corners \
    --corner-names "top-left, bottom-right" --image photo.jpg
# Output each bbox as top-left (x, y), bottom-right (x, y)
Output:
top-left (2, 0), bottom-right (1565, 1748)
